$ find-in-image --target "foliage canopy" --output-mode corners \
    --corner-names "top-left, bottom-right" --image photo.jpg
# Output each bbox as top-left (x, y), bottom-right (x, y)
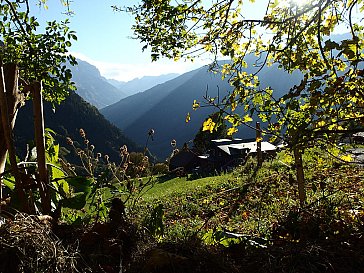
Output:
top-left (0, 0), bottom-right (77, 103)
top-left (125, 0), bottom-right (364, 149)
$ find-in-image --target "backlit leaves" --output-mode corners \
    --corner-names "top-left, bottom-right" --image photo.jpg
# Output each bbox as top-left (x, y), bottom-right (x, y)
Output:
top-left (227, 127), bottom-right (238, 136)
top-left (126, 0), bottom-right (364, 150)
top-left (185, 112), bottom-right (191, 123)
top-left (243, 115), bottom-right (253, 123)
top-left (0, 1), bottom-right (77, 103)
top-left (192, 100), bottom-right (200, 110)
top-left (202, 118), bottom-right (216, 133)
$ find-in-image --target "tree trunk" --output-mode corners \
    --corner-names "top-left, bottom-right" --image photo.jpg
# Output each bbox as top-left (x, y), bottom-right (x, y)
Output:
top-left (32, 81), bottom-right (51, 214)
top-left (0, 64), bottom-right (26, 202)
top-left (294, 147), bottom-right (306, 207)
top-left (256, 122), bottom-right (262, 167)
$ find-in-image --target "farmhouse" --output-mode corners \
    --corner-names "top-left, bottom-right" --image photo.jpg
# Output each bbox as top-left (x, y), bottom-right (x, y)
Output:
top-left (169, 138), bottom-right (277, 173)
top-left (169, 149), bottom-right (206, 173)
top-left (209, 138), bottom-right (277, 167)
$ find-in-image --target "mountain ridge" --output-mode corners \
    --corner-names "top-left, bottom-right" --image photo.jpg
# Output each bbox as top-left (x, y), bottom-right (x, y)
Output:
top-left (101, 60), bottom-right (302, 160)
top-left (107, 73), bottom-right (179, 97)
top-left (14, 92), bottom-right (139, 163)
top-left (101, 67), bottom-right (200, 130)
top-left (70, 59), bottom-right (127, 109)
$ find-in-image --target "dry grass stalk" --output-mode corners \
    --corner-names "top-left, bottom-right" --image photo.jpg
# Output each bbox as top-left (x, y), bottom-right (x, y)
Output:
top-left (0, 213), bottom-right (84, 273)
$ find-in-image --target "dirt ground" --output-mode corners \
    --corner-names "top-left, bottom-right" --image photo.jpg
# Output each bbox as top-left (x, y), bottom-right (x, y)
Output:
top-left (1, 213), bottom-right (364, 273)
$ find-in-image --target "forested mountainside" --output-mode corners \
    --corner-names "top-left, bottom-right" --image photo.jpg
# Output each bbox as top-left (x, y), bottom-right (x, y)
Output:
top-left (102, 60), bottom-right (302, 160)
top-left (14, 92), bottom-right (139, 163)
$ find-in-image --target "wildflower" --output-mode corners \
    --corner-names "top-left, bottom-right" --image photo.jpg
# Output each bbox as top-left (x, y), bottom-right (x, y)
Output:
top-left (79, 128), bottom-right (86, 138)
top-left (66, 137), bottom-right (73, 145)
top-left (84, 139), bottom-right (89, 145)
top-left (97, 153), bottom-right (102, 158)
top-left (148, 128), bottom-right (155, 140)
top-left (90, 145), bottom-right (95, 151)
top-left (104, 154), bottom-right (110, 162)
top-left (120, 145), bottom-right (128, 155)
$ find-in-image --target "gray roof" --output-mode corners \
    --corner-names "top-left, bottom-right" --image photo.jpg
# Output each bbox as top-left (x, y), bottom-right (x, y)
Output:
top-left (353, 132), bottom-right (364, 138)
top-left (213, 139), bottom-right (276, 155)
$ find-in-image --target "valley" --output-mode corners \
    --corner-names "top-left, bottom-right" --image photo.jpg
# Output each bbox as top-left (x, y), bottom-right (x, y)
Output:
top-left (69, 58), bottom-right (302, 160)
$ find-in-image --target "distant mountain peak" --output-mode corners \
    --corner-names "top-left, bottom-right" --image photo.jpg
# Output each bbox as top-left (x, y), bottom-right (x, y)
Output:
top-left (107, 73), bottom-right (180, 96)
top-left (69, 59), bottom-right (128, 109)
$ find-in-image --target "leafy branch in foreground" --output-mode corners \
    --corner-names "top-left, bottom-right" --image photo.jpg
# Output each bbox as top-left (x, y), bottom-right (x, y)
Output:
top-left (0, 0), bottom-right (77, 214)
top-left (122, 0), bottom-right (364, 205)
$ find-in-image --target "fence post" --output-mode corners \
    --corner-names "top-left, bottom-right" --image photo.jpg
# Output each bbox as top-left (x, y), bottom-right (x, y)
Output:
top-left (32, 81), bottom-right (51, 214)
top-left (0, 64), bottom-right (30, 211)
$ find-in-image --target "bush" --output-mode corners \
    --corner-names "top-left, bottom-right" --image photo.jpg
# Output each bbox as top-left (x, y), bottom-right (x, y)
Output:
top-left (152, 163), bottom-right (169, 175)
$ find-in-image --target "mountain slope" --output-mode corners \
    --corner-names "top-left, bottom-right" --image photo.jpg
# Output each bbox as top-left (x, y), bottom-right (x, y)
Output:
top-left (70, 59), bottom-right (127, 109)
top-left (14, 92), bottom-right (139, 163)
top-left (102, 65), bottom-right (231, 159)
top-left (120, 68), bottom-right (231, 160)
top-left (101, 61), bottom-right (302, 159)
top-left (101, 69), bottom-right (198, 129)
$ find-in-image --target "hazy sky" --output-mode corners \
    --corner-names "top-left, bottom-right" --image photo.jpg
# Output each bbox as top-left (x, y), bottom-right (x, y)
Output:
top-left (32, 0), bottom-right (209, 81)
top-left (32, 0), bottom-right (352, 82)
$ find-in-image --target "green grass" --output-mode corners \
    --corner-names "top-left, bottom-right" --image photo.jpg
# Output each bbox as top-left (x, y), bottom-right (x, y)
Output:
top-left (141, 174), bottom-right (235, 202)
top-left (131, 149), bottom-right (364, 245)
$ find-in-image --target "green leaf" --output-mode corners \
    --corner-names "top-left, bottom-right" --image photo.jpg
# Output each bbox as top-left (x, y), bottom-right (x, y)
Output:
top-left (65, 176), bottom-right (92, 194)
top-left (3, 178), bottom-right (15, 190)
top-left (185, 112), bottom-right (191, 123)
top-left (202, 118), bottom-right (216, 133)
top-left (62, 192), bottom-right (87, 209)
top-left (243, 114), bottom-right (253, 123)
top-left (227, 127), bottom-right (238, 135)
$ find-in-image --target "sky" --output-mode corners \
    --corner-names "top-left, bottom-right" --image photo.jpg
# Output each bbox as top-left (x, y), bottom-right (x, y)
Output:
top-left (31, 0), bottom-right (354, 82)
top-left (32, 0), bottom-right (210, 82)
top-left (31, 0), bottom-right (278, 82)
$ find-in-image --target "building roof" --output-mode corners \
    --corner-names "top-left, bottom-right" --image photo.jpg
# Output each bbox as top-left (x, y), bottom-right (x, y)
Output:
top-left (353, 132), bottom-right (364, 138)
top-left (212, 139), bottom-right (276, 156)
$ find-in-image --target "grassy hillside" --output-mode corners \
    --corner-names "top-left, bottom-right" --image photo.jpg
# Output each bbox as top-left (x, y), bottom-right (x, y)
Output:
top-left (114, 147), bottom-right (364, 273)
top-left (133, 149), bottom-right (364, 242)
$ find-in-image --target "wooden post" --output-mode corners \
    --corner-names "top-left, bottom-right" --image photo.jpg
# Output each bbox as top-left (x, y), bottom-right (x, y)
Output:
top-left (294, 147), bottom-right (306, 207)
top-left (0, 64), bottom-right (27, 208)
top-left (256, 122), bottom-right (262, 167)
top-left (32, 81), bottom-right (51, 214)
